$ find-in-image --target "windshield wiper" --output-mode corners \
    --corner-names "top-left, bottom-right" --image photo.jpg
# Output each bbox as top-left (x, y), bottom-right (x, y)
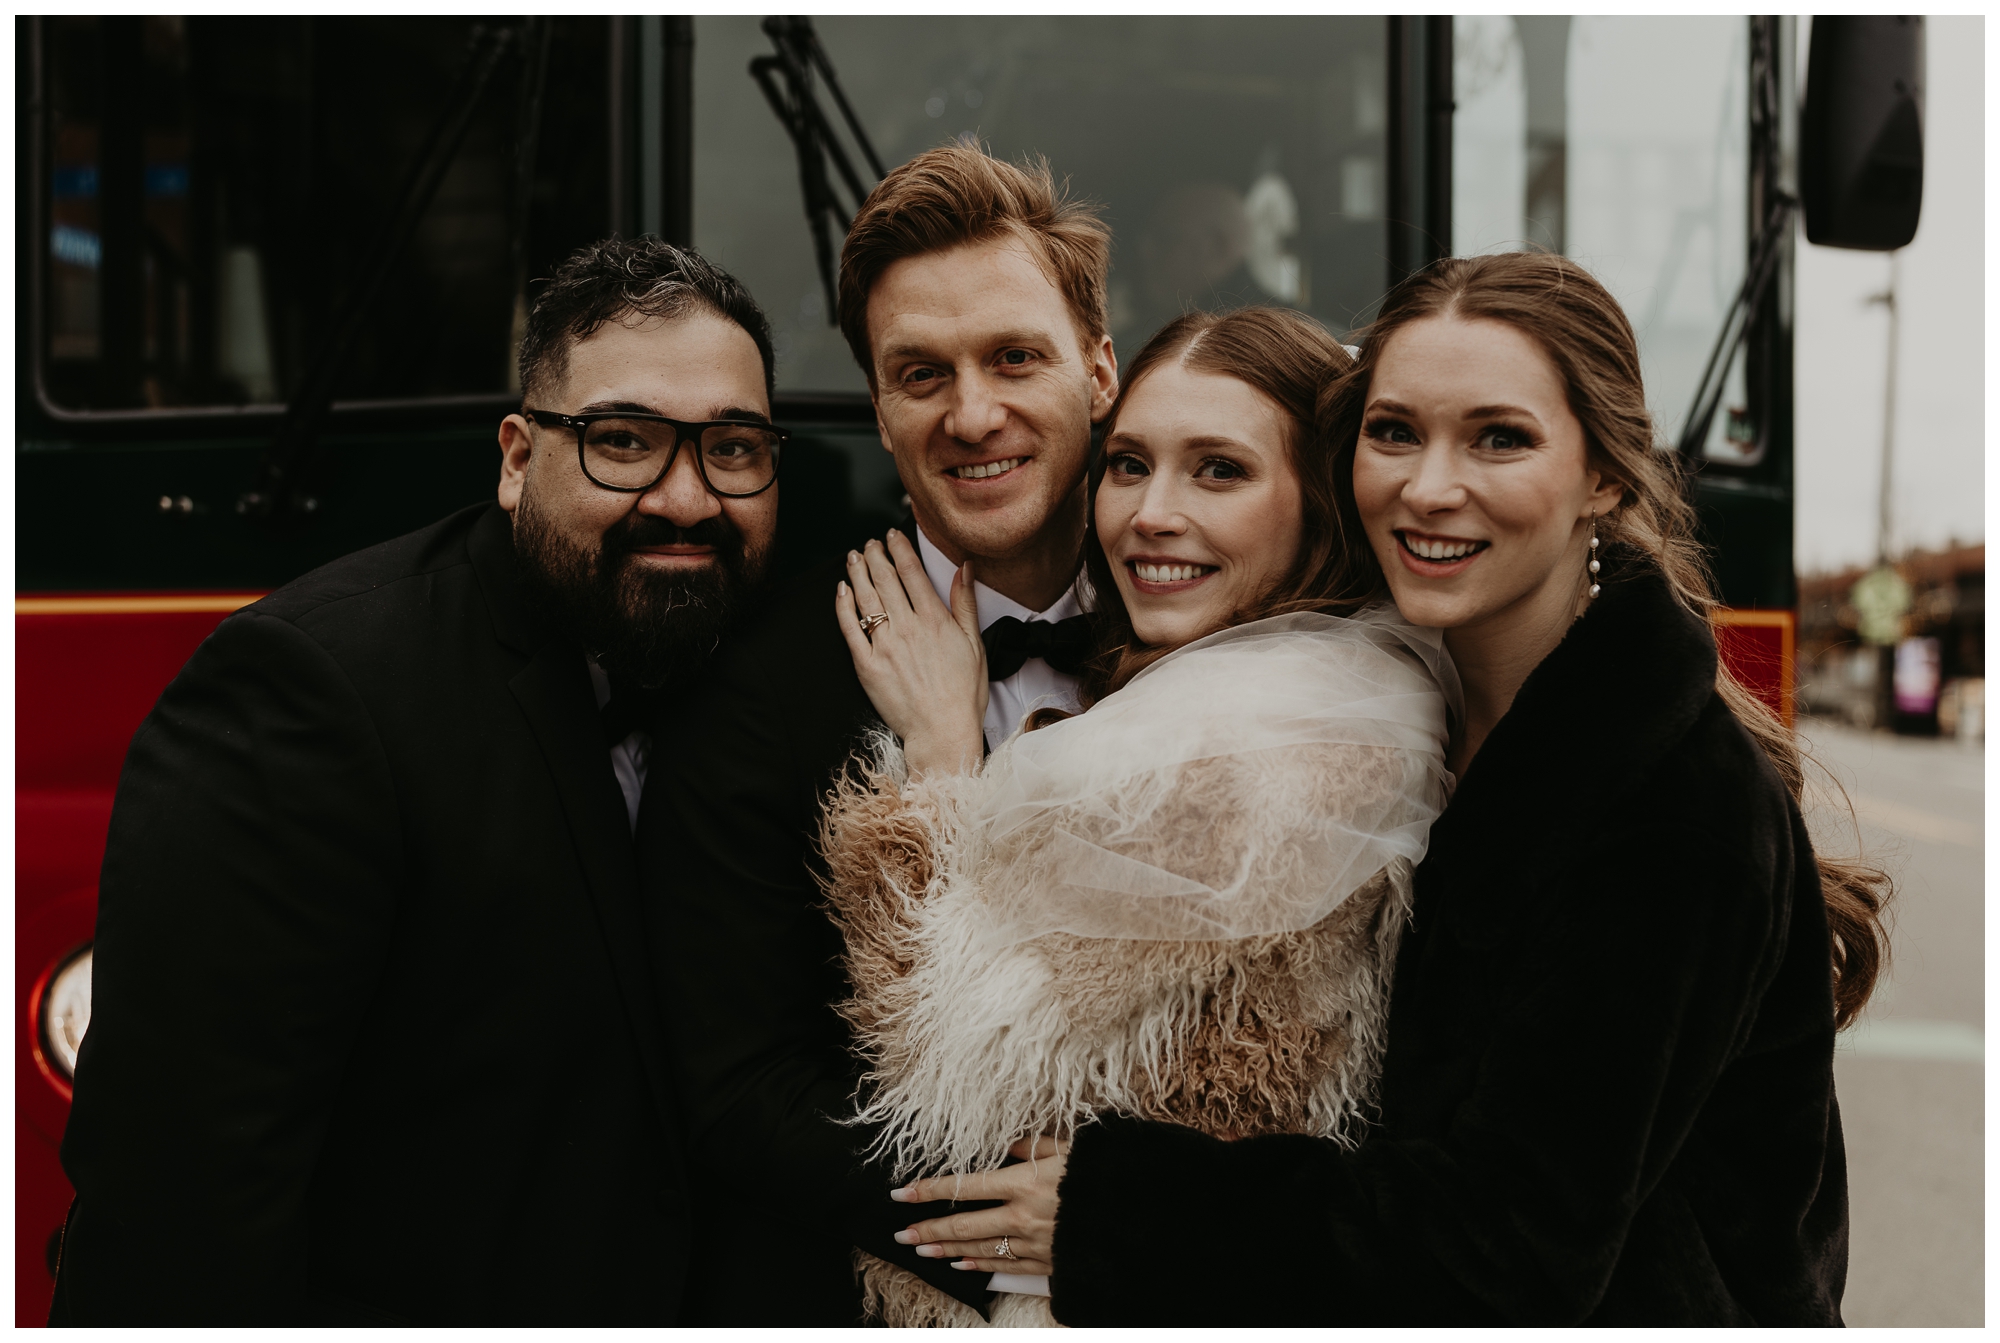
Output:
top-left (750, 16), bottom-right (884, 324)
top-left (1676, 191), bottom-right (1796, 463)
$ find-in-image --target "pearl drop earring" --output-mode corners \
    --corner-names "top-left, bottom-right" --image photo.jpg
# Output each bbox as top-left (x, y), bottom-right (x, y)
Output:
top-left (1586, 513), bottom-right (1601, 600)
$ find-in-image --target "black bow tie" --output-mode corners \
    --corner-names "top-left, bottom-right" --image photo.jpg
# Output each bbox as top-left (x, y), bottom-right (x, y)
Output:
top-left (600, 674), bottom-right (665, 747)
top-left (981, 614), bottom-right (1093, 680)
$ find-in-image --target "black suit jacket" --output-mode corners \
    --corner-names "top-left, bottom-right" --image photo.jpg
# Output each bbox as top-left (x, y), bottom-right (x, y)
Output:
top-left (1051, 555), bottom-right (1849, 1325)
top-left (54, 503), bottom-right (691, 1325)
top-left (639, 540), bottom-right (996, 1324)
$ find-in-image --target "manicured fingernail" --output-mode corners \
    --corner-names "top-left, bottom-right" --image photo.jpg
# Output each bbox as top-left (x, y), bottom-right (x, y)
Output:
top-left (892, 1229), bottom-right (917, 1245)
top-left (915, 1244), bottom-right (943, 1258)
top-left (838, 581), bottom-right (848, 595)
top-left (951, 1260), bottom-right (976, 1271)
top-left (847, 550), bottom-right (860, 562)
top-left (889, 1186), bottom-right (913, 1202)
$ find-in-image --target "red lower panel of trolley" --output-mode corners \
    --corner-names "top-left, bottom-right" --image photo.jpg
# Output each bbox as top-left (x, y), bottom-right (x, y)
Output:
top-left (16, 594), bottom-right (258, 1326)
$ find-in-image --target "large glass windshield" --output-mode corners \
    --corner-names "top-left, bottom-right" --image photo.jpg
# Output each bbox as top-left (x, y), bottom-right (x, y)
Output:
top-left (1453, 16), bottom-right (1752, 455)
top-left (694, 16), bottom-right (1391, 393)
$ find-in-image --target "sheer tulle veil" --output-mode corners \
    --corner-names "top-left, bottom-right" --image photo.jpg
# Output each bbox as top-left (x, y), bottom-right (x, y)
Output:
top-left (934, 605), bottom-right (1458, 945)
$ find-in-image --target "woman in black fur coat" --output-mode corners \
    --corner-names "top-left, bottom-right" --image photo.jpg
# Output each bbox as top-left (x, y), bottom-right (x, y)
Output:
top-left (887, 253), bottom-right (1892, 1326)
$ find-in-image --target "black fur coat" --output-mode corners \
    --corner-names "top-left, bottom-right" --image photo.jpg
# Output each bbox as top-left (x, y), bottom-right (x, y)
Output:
top-left (1050, 554), bottom-right (1849, 1326)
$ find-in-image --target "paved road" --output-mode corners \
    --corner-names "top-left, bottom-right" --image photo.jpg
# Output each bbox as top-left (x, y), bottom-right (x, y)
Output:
top-left (1796, 719), bottom-right (1984, 1327)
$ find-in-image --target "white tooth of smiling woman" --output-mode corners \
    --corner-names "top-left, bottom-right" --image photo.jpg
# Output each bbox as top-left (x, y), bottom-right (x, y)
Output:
top-left (1135, 563), bottom-right (1213, 582)
top-left (1406, 535), bottom-right (1479, 561)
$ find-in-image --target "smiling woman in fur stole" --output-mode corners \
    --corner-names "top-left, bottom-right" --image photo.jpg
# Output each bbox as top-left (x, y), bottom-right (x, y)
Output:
top-left (821, 307), bottom-right (1456, 1327)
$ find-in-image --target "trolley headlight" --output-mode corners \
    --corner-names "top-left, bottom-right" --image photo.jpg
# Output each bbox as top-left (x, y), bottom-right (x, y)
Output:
top-left (41, 946), bottom-right (93, 1080)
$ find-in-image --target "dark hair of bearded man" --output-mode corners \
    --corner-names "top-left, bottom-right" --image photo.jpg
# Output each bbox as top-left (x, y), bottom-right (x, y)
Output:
top-left (511, 490), bottom-right (773, 690)
top-left (519, 237), bottom-right (775, 408)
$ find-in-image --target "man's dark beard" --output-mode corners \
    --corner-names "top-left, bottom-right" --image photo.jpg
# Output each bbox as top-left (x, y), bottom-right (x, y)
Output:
top-left (513, 493), bottom-right (771, 689)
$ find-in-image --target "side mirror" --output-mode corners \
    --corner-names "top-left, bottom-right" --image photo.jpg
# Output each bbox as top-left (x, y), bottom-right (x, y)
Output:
top-left (1800, 16), bottom-right (1925, 251)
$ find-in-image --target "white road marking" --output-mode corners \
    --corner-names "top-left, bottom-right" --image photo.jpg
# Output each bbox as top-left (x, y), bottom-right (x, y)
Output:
top-left (1817, 792), bottom-right (1985, 849)
top-left (1837, 1018), bottom-right (1984, 1063)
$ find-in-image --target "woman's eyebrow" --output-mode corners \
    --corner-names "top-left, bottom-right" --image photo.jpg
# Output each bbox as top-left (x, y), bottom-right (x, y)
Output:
top-left (1462, 403), bottom-right (1541, 422)
top-left (1365, 398), bottom-right (1544, 424)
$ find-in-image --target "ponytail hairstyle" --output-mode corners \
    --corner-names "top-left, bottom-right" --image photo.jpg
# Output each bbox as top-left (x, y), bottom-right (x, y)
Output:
top-left (1321, 251), bottom-right (1891, 1029)
top-left (1076, 306), bottom-right (1372, 706)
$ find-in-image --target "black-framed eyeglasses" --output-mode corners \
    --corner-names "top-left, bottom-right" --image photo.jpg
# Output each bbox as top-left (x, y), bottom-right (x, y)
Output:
top-left (523, 409), bottom-right (786, 498)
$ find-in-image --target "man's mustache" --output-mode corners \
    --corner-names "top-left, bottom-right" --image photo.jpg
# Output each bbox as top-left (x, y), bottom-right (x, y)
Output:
top-left (603, 512), bottom-right (742, 559)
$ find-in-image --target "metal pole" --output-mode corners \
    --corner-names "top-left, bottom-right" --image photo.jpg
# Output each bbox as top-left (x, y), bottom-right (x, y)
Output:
top-left (662, 18), bottom-right (695, 248)
top-left (1386, 17), bottom-right (1455, 286)
top-left (1424, 14), bottom-right (1455, 263)
top-left (509, 19), bottom-right (553, 394)
top-left (1867, 250), bottom-right (1902, 729)
top-left (1873, 251), bottom-right (1900, 564)
top-left (608, 17), bottom-right (630, 238)
top-left (640, 15), bottom-right (665, 237)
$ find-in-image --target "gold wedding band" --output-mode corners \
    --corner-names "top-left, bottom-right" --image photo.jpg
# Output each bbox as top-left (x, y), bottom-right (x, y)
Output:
top-left (858, 612), bottom-right (889, 636)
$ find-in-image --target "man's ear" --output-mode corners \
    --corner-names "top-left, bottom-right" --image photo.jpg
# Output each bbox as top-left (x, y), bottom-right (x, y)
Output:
top-left (498, 413), bottom-right (534, 514)
top-left (1086, 331), bottom-right (1119, 424)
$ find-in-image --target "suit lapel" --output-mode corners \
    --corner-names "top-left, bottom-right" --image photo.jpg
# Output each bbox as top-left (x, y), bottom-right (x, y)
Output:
top-left (509, 646), bottom-right (687, 1145)
top-left (472, 506), bottom-right (687, 1162)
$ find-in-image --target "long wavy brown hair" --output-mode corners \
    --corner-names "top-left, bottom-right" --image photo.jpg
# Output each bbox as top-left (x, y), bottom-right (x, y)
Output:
top-left (1320, 252), bottom-right (1891, 1029)
top-left (1073, 307), bottom-right (1371, 708)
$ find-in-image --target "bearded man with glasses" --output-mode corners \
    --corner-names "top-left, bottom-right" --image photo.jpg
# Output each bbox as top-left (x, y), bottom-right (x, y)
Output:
top-left (511, 404), bottom-right (784, 699)
top-left (54, 239), bottom-right (782, 1325)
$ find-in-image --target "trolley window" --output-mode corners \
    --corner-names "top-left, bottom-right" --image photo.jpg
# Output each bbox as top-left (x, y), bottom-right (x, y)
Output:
top-left (32, 16), bottom-right (615, 415)
top-left (694, 16), bottom-right (1392, 394)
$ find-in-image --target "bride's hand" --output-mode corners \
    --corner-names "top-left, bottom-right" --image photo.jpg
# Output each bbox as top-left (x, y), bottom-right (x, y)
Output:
top-left (888, 1137), bottom-right (1066, 1277)
top-left (836, 531), bottom-right (989, 777)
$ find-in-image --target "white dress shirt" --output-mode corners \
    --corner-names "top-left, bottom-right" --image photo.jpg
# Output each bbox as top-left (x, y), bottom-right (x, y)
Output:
top-left (915, 527), bottom-right (1087, 754)
top-left (587, 659), bottom-right (650, 831)
top-left (916, 528), bottom-right (1068, 1298)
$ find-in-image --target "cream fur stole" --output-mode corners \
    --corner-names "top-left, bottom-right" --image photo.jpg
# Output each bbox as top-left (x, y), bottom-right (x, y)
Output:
top-left (822, 734), bottom-right (1415, 1327)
